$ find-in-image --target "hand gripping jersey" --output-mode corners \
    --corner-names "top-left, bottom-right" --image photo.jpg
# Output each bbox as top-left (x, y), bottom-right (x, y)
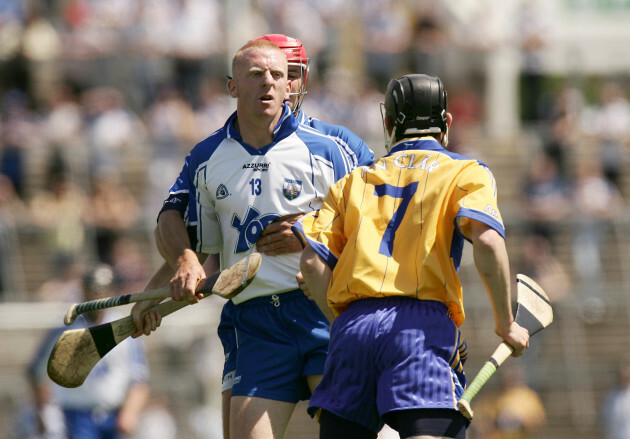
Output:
top-left (293, 137), bottom-right (505, 326)
top-left (186, 104), bottom-right (351, 303)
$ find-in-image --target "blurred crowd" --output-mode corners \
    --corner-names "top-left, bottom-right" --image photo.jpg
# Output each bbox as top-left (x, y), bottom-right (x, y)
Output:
top-left (1, 1), bottom-right (630, 438)
top-left (0, 0), bottom-right (628, 311)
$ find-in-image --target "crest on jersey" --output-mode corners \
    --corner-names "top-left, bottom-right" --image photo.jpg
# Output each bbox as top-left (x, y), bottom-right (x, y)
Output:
top-left (216, 184), bottom-right (229, 200)
top-left (282, 178), bottom-right (302, 200)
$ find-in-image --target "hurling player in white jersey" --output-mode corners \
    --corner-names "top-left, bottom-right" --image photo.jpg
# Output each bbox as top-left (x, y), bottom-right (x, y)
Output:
top-left (131, 34), bottom-right (373, 439)
top-left (133, 39), bottom-right (363, 439)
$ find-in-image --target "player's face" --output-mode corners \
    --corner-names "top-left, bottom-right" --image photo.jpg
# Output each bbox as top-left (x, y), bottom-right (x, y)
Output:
top-left (286, 64), bottom-right (305, 109)
top-left (231, 48), bottom-right (290, 119)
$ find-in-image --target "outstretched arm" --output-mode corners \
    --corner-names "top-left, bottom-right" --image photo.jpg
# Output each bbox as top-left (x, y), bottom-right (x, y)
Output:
top-left (471, 220), bottom-right (529, 357)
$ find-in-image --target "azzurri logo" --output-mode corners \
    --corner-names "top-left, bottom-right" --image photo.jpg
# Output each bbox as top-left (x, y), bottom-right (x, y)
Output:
top-left (231, 206), bottom-right (279, 252)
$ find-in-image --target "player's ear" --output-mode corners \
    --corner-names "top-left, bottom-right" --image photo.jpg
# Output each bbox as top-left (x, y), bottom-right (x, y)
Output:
top-left (227, 77), bottom-right (238, 98)
top-left (286, 80), bottom-right (292, 98)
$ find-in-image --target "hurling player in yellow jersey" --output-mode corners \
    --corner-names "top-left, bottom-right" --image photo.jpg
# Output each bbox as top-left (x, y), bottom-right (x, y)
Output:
top-left (293, 74), bottom-right (530, 439)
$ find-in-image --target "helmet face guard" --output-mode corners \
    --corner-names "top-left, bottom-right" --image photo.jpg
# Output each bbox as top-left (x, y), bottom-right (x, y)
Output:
top-left (382, 74), bottom-right (448, 151)
top-left (253, 34), bottom-right (310, 115)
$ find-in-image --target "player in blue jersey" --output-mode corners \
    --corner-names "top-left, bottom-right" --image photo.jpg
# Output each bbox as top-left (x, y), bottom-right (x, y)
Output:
top-left (28, 265), bottom-right (149, 439)
top-left (131, 34), bottom-right (373, 439)
top-left (295, 74), bottom-right (530, 439)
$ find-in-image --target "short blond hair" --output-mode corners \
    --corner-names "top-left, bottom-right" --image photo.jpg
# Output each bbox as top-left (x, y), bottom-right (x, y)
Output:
top-left (231, 39), bottom-right (287, 77)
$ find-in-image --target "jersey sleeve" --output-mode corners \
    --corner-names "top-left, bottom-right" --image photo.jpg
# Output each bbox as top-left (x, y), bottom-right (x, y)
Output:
top-left (158, 154), bottom-right (193, 222)
top-left (293, 178), bottom-right (347, 269)
top-left (454, 163), bottom-right (505, 240)
top-left (342, 130), bottom-right (374, 167)
top-left (308, 118), bottom-right (375, 168)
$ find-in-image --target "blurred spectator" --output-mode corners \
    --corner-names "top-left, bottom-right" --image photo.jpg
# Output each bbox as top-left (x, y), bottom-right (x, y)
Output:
top-left (517, 0), bottom-right (552, 122)
top-left (0, 172), bottom-right (27, 299)
top-left (537, 84), bottom-right (583, 182)
top-left (360, 0), bottom-right (413, 88)
top-left (28, 155), bottom-right (87, 267)
top-left (586, 81), bottom-right (630, 189)
top-left (194, 77), bottom-right (234, 134)
top-left (26, 264), bottom-right (150, 439)
top-left (41, 82), bottom-right (87, 185)
top-left (168, 0), bottom-right (226, 108)
top-left (0, 1), bottom-right (28, 94)
top-left (519, 233), bottom-right (571, 305)
top-left (520, 152), bottom-right (571, 243)
top-left (409, 6), bottom-right (448, 77)
top-left (601, 357), bottom-right (630, 439)
top-left (571, 157), bottom-right (623, 323)
top-left (131, 395), bottom-right (178, 439)
top-left (517, 232), bottom-right (571, 390)
top-left (108, 236), bottom-right (151, 294)
top-left (470, 363), bottom-right (546, 439)
top-left (35, 256), bottom-right (83, 303)
top-left (144, 83), bottom-right (199, 154)
top-left (81, 87), bottom-right (147, 176)
top-left (262, 0), bottom-right (328, 69)
top-left (82, 169), bottom-right (141, 264)
top-left (0, 89), bottom-right (41, 198)
top-left (144, 82), bottom-right (203, 217)
top-left (20, 2), bottom-right (62, 107)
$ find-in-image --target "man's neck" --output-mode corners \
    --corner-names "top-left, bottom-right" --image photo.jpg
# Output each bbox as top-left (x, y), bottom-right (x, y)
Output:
top-left (234, 111), bottom-right (282, 149)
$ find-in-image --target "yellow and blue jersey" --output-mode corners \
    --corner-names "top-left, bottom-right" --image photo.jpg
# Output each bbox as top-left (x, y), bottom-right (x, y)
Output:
top-left (293, 137), bottom-right (504, 326)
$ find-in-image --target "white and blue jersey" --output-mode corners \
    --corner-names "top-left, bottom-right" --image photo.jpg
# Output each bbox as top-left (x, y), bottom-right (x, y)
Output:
top-left (159, 107), bottom-right (374, 235)
top-left (295, 110), bottom-right (374, 172)
top-left (185, 104), bottom-right (351, 303)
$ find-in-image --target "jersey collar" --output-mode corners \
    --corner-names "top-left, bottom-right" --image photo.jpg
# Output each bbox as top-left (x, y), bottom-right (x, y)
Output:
top-left (388, 137), bottom-right (444, 156)
top-left (225, 103), bottom-right (298, 149)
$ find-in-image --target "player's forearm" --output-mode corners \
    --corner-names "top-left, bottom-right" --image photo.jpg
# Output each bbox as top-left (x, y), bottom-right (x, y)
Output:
top-left (155, 210), bottom-right (194, 268)
top-left (471, 225), bottom-right (514, 336)
top-left (300, 246), bottom-right (335, 323)
top-left (117, 383), bottom-right (150, 434)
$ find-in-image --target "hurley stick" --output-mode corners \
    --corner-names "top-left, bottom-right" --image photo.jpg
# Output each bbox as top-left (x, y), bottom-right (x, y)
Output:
top-left (457, 274), bottom-right (553, 420)
top-left (48, 253), bottom-right (261, 388)
top-left (64, 286), bottom-right (171, 326)
top-left (63, 253), bottom-right (260, 326)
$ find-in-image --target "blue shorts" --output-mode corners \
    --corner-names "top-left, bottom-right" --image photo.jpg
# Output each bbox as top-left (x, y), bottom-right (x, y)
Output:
top-left (218, 300), bottom-right (237, 392)
top-left (231, 289), bottom-right (330, 403)
top-left (63, 408), bottom-right (120, 439)
top-left (308, 297), bottom-right (468, 433)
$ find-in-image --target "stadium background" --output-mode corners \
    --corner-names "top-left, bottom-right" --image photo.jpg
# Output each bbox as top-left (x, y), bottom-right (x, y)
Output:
top-left (1, 0), bottom-right (630, 438)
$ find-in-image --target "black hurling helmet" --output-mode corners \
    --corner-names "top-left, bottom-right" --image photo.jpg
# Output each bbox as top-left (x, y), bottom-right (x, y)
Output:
top-left (382, 74), bottom-right (448, 151)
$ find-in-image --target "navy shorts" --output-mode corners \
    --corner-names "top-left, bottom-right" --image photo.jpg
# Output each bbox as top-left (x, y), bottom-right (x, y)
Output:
top-left (231, 290), bottom-right (330, 403)
top-left (308, 297), bottom-right (468, 433)
top-left (218, 300), bottom-right (237, 392)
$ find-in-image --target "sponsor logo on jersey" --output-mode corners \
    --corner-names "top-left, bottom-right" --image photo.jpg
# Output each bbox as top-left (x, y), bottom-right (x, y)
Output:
top-left (216, 184), bottom-right (229, 200)
top-left (231, 206), bottom-right (280, 252)
top-left (242, 163), bottom-right (270, 172)
top-left (282, 178), bottom-right (302, 200)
